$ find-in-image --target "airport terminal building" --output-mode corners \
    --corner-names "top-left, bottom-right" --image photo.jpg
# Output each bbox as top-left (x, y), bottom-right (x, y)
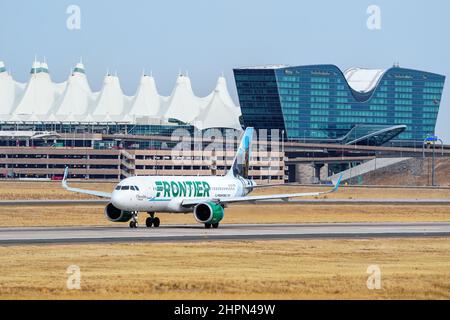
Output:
top-left (0, 60), bottom-right (447, 183)
top-left (234, 64), bottom-right (445, 145)
top-left (0, 60), bottom-right (286, 182)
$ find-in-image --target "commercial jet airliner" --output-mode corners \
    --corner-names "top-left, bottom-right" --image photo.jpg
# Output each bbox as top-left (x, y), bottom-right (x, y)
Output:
top-left (62, 128), bottom-right (342, 229)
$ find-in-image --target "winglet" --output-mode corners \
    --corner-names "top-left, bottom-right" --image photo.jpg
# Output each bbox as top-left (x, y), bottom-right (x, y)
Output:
top-left (63, 166), bottom-right (69, 181)
top-left (62, 167), bottom-right (69, 189)
top-left (332, 174), bottom-right (343, 192)
top-left (59, 166), bottom-right (112, 199)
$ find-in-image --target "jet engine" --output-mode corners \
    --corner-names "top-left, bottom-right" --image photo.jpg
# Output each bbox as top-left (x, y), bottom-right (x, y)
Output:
top-left (193, 202), bottom-right (224, 225)
top-left (104, 203), bottom-right (133, 222)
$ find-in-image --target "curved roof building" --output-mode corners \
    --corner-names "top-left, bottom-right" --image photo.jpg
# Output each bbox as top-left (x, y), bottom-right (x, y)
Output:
top-left (343, 68), bottom-right (387, 93)
top-left (234, 64), bottom-right (446, 144)
top-left (0, 60), bottom-right (242, 131)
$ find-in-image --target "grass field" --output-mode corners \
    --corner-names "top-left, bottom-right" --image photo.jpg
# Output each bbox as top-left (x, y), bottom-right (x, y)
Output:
top-left (0, 204), bottom-right (449, 227)
top-left (0, 238), bottom-right (449, 300)
top-left (1, 181), bottom-right (450, 200)
top-left (1, 181), bottom-right (449, 300)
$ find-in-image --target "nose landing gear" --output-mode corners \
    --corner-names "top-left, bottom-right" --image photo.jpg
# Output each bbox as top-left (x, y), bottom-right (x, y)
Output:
top-left (146, 212), bottom-right (160, 228)
top-left (129, 212), bottom-right (139, 228)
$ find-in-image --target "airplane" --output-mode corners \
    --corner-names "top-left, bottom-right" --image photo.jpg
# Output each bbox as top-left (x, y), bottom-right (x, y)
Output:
top-left (62, 127), bottom-right (342, 229)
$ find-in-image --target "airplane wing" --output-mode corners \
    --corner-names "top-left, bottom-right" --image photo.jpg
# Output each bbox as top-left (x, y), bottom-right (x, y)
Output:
top-left (182, 175), bottom-right (343, 207)
top-left (245, 182), bottom-right (301, 189)
top-left (62, 167), bottom-right (112, 199)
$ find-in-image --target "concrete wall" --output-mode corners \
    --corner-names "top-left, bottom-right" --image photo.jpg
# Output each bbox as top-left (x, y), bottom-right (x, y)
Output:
top-left (295, 163), bottom-right (328, 184)
top-left (347, 157), bottom-right (450, 186)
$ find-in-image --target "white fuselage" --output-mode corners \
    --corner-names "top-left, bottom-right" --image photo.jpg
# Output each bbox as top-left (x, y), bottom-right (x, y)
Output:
top-left (111, 175), bottom-right (255, 213)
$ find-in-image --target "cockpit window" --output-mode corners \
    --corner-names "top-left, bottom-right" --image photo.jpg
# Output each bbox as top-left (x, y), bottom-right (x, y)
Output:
top-left (116, 185), bottom-right (139, 191)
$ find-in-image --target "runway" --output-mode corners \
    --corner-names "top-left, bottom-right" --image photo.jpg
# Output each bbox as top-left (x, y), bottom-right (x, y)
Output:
top-left (0, 222), bottom-right (449, 245)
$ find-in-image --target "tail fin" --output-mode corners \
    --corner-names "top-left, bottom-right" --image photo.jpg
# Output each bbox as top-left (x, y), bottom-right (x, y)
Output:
top-left (227, 127), bottom-right (254, 178)
top-left (332, 174), bottom-right (343, 192)
top-left (62, 166), bottom-right (69, 188)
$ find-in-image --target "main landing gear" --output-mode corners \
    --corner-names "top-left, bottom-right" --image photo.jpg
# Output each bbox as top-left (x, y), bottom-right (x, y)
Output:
top-left (205, 223), bottom-right (220, 229)
top-left (146, 212), bottom-right (160, 228)
top-left (129, 212), bottom-right (161, 229)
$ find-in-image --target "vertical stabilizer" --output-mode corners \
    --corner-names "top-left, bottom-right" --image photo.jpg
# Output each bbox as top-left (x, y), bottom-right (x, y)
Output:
top-left (227, 127), bottom-right (254, 178)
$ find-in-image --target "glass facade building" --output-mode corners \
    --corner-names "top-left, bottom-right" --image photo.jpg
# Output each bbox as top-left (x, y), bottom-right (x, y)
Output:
top-left (234, 65), bottom-right (445, 144)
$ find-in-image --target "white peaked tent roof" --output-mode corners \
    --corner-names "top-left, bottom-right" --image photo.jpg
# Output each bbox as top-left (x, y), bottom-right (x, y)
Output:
top-left (91, 74), bottom-right (128, 118)
top-left (129, 75), bottom-right (164, 118)
top-left (194, 77), bottom-right (242, 130)
top-left (0, 60), bottom-right (242, 130)
top-left (13, 61), bottom-right (67, 116)
top-left (54, 63), bottom-right (93, 118)
top-left (164, 75), bottom-right (202, 124)
top-left (216, 76), bottom-right (241, 111)
top-left (0, 62), bottom-right (26, 115)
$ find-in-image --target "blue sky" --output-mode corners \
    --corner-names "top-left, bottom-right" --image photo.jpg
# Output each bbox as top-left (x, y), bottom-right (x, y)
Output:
top-left (0, 0), bottom-right (448, 141)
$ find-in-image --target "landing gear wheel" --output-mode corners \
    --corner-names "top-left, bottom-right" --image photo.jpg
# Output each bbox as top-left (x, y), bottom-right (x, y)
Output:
top-left (146, 217), bottom-right (153, 228)
top-left (212, 223), bottom-right (219, 229)
top-left (153, 217), bottom-right (161, 228)
top-left (130, 212), bottom-right (139, 228)
top-left (205, 223), bottom-right (212, 229)
top-left (129, 221), bottom-right (138, 228)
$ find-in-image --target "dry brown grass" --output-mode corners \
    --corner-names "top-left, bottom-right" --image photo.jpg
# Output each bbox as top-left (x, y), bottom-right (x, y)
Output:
top-left (0, 181), bottom-right (116, 200)
top-left (1, 181), bottom-right (450, 200)
top-left (0, 181), bottom-right (449, 227)
top-left (0, 204), bottom-right (449, 227)
top-left (0, 238), bottom-right (449, 300)
top-left (1, 184), bottom-right (449, 300)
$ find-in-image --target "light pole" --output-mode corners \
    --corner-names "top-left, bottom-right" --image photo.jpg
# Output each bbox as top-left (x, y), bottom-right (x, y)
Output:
top-left (423, 135), bottom-right (443, 186)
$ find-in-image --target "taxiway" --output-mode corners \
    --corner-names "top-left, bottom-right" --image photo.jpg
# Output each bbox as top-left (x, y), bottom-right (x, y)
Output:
top-left (0, 222), bottom-right (449, 245)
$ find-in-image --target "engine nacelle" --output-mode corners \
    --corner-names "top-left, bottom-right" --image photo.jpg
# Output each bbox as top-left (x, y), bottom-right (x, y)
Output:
top-left (193, 202), bottom-right (224, 225)
top-left (104, 203), bottom-right (133, 222)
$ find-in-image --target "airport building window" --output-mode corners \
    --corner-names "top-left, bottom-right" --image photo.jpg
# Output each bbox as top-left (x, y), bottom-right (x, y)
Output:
top-left (234, 65), bottom-right (445, 143)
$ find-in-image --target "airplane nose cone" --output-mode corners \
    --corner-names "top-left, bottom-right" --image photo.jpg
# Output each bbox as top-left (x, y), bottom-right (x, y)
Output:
top-left (111, 191), bottom-right (128, 210)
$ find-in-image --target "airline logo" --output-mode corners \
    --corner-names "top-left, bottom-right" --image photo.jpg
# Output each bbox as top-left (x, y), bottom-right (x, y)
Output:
top-left (155, 181), bottom-right (211, 198)
top-left (232, 127), bottom-right (253, 178)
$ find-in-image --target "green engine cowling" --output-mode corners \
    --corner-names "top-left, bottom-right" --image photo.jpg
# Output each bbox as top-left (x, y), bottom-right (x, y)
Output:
top-left (105, 203), bottom-right (134, 222)
top-left (193, 202), bottom-right (224, 225)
